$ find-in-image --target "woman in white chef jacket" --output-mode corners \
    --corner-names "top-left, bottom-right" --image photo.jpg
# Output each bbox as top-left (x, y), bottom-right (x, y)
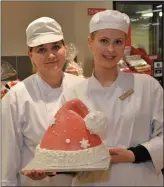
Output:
top-left (56, 10), bottom-right (163, 186)
top-left (1, 17), bottom-right (83, 186)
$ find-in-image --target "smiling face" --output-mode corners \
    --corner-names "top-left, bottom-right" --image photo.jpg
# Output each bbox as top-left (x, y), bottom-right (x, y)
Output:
top-left (28, 41), bottom-right (66, 76)
top-left (88, 29), bottom-right (126, 70)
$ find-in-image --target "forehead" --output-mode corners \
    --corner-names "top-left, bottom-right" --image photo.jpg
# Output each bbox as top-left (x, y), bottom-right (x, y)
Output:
top-left (94, 28), bottom-right (126, 39)
top-left (35, 41), bottom-right (61, 48)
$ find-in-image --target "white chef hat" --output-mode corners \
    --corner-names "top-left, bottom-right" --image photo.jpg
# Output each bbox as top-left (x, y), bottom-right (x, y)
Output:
top-left (26, 17), bottom-right (64, 47)
top-left (89, 10), bottom-right (130, 34)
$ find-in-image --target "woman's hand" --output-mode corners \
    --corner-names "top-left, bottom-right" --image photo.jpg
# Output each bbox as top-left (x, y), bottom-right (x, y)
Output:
top-left (23, 170), bottom-right (56, 180)
top-left (109, 148), bottom-right (135, 164)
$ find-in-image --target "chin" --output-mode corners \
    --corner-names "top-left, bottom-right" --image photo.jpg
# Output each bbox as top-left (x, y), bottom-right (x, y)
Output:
top-left (102, 61), bottom-right (118, 69)
top-left (104, 66), bottom-right (117, 70)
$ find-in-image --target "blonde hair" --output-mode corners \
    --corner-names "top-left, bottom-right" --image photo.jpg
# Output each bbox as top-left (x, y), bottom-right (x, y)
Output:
top-left (90, 31), bottom-right (97, 40)
top-left (29, 47), bottom-right (37, 73)
top-left (32, 63), bottom-right (37, 73)
top-left (90, 31), bottom-right (128, 41)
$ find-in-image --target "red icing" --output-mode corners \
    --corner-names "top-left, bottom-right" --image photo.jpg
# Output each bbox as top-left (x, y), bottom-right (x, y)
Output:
top-left (40, 99), bottom-right (102, 151)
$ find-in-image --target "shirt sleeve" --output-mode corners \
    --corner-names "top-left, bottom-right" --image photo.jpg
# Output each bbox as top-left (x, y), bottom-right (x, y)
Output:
top-left (1, 90), bottom-right (23, 186)
top-left (141, 78), bottom-right (163, 175)
top-left (127, 144), bottom-right (151, 163)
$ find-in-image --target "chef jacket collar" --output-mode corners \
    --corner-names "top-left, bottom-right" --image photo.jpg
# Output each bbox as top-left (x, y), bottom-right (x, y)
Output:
top-left (90, 66), bottom-right (122, 91)
top-left (35, 73), bottom-right (64, 97)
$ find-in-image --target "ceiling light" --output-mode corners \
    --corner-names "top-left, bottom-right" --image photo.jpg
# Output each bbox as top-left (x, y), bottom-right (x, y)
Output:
top-left (156, 5), bottom-right (162, 8)
top-left (141, 13), bottom-right (153, 17)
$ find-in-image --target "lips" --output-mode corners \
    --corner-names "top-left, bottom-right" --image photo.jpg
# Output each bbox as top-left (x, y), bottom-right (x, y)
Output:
top-left (45, 61), bottom-right (59, 64)
top-left (103, 55), bottom-right (116, 60)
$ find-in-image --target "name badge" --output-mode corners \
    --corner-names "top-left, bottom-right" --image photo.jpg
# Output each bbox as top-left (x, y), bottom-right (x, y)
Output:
top-left (119, 88), bottom-right (134, 100)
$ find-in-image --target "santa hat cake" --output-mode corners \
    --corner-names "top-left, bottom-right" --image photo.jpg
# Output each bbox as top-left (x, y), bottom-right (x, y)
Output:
top-left (22, 99), bottom-right (110, 172)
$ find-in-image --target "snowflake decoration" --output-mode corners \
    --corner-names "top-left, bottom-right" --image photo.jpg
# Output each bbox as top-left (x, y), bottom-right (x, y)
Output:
top-left (79, 138), bottom-right (90, 149)
top-left (66, 139), bottom-right (71, 143)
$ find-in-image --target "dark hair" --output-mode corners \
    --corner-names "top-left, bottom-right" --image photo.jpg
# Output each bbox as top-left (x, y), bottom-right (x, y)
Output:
top-left (29, 47), bottom-right (33, 52)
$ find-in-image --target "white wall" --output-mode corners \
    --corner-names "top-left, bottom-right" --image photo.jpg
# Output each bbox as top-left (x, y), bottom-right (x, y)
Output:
top-left (2, 1), bottom-right (113, 76)
top-left (2, 1), bottom-right (75, 56)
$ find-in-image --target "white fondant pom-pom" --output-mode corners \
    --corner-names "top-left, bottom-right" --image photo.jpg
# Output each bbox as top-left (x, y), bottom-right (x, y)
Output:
top-left (84, 111), bottom-right (108, 135)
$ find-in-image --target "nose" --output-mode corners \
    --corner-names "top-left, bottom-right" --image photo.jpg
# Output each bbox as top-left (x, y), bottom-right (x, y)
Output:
top-left (107, 43), bottom-right (115, 52)
top-left (47, 50), bottom-right (57, 61)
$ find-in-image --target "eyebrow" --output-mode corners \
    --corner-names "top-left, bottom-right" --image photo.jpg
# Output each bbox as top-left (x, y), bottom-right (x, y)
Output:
top-left (115, 38), bottom-right (124, 40)
top-left (100, 37), bottom-right (124, 40)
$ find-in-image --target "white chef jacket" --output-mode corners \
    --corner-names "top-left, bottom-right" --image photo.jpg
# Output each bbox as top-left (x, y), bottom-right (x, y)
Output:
top-left (1, 73), bottom-right (84, 186)
top-left (56, 70), bottom-right (163, 186)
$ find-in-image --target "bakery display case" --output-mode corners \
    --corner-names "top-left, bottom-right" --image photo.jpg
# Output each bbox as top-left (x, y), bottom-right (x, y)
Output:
top-left (114, 2), bottom-right (163, 86)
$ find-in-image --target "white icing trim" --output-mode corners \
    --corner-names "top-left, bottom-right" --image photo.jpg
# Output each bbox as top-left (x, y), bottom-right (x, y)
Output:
top-left (33, 144), bottom-right (109, 167)
top-left (84, 111), bottom-right (108, 135)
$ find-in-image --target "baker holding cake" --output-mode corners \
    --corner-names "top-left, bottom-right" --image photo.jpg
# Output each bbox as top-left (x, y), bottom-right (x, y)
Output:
top-left (54, 10), bottom-right (163, 186)
top-left (1, 17), bottom-right (84, 186)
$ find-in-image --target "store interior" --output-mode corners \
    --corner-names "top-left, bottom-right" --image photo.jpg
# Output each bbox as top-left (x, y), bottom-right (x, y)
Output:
top-left (1, 0), bottom-right (164, 181)
top-left (1, 1), bottom-right (164, 86)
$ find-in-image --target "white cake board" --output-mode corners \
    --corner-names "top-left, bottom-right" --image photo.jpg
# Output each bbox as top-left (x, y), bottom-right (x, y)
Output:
top-left (21, 157), bottom-right (110, 174)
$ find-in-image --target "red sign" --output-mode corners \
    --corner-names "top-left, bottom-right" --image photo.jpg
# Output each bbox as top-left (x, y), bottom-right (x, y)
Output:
top-left (88, 8), bottom-right (106, 16)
